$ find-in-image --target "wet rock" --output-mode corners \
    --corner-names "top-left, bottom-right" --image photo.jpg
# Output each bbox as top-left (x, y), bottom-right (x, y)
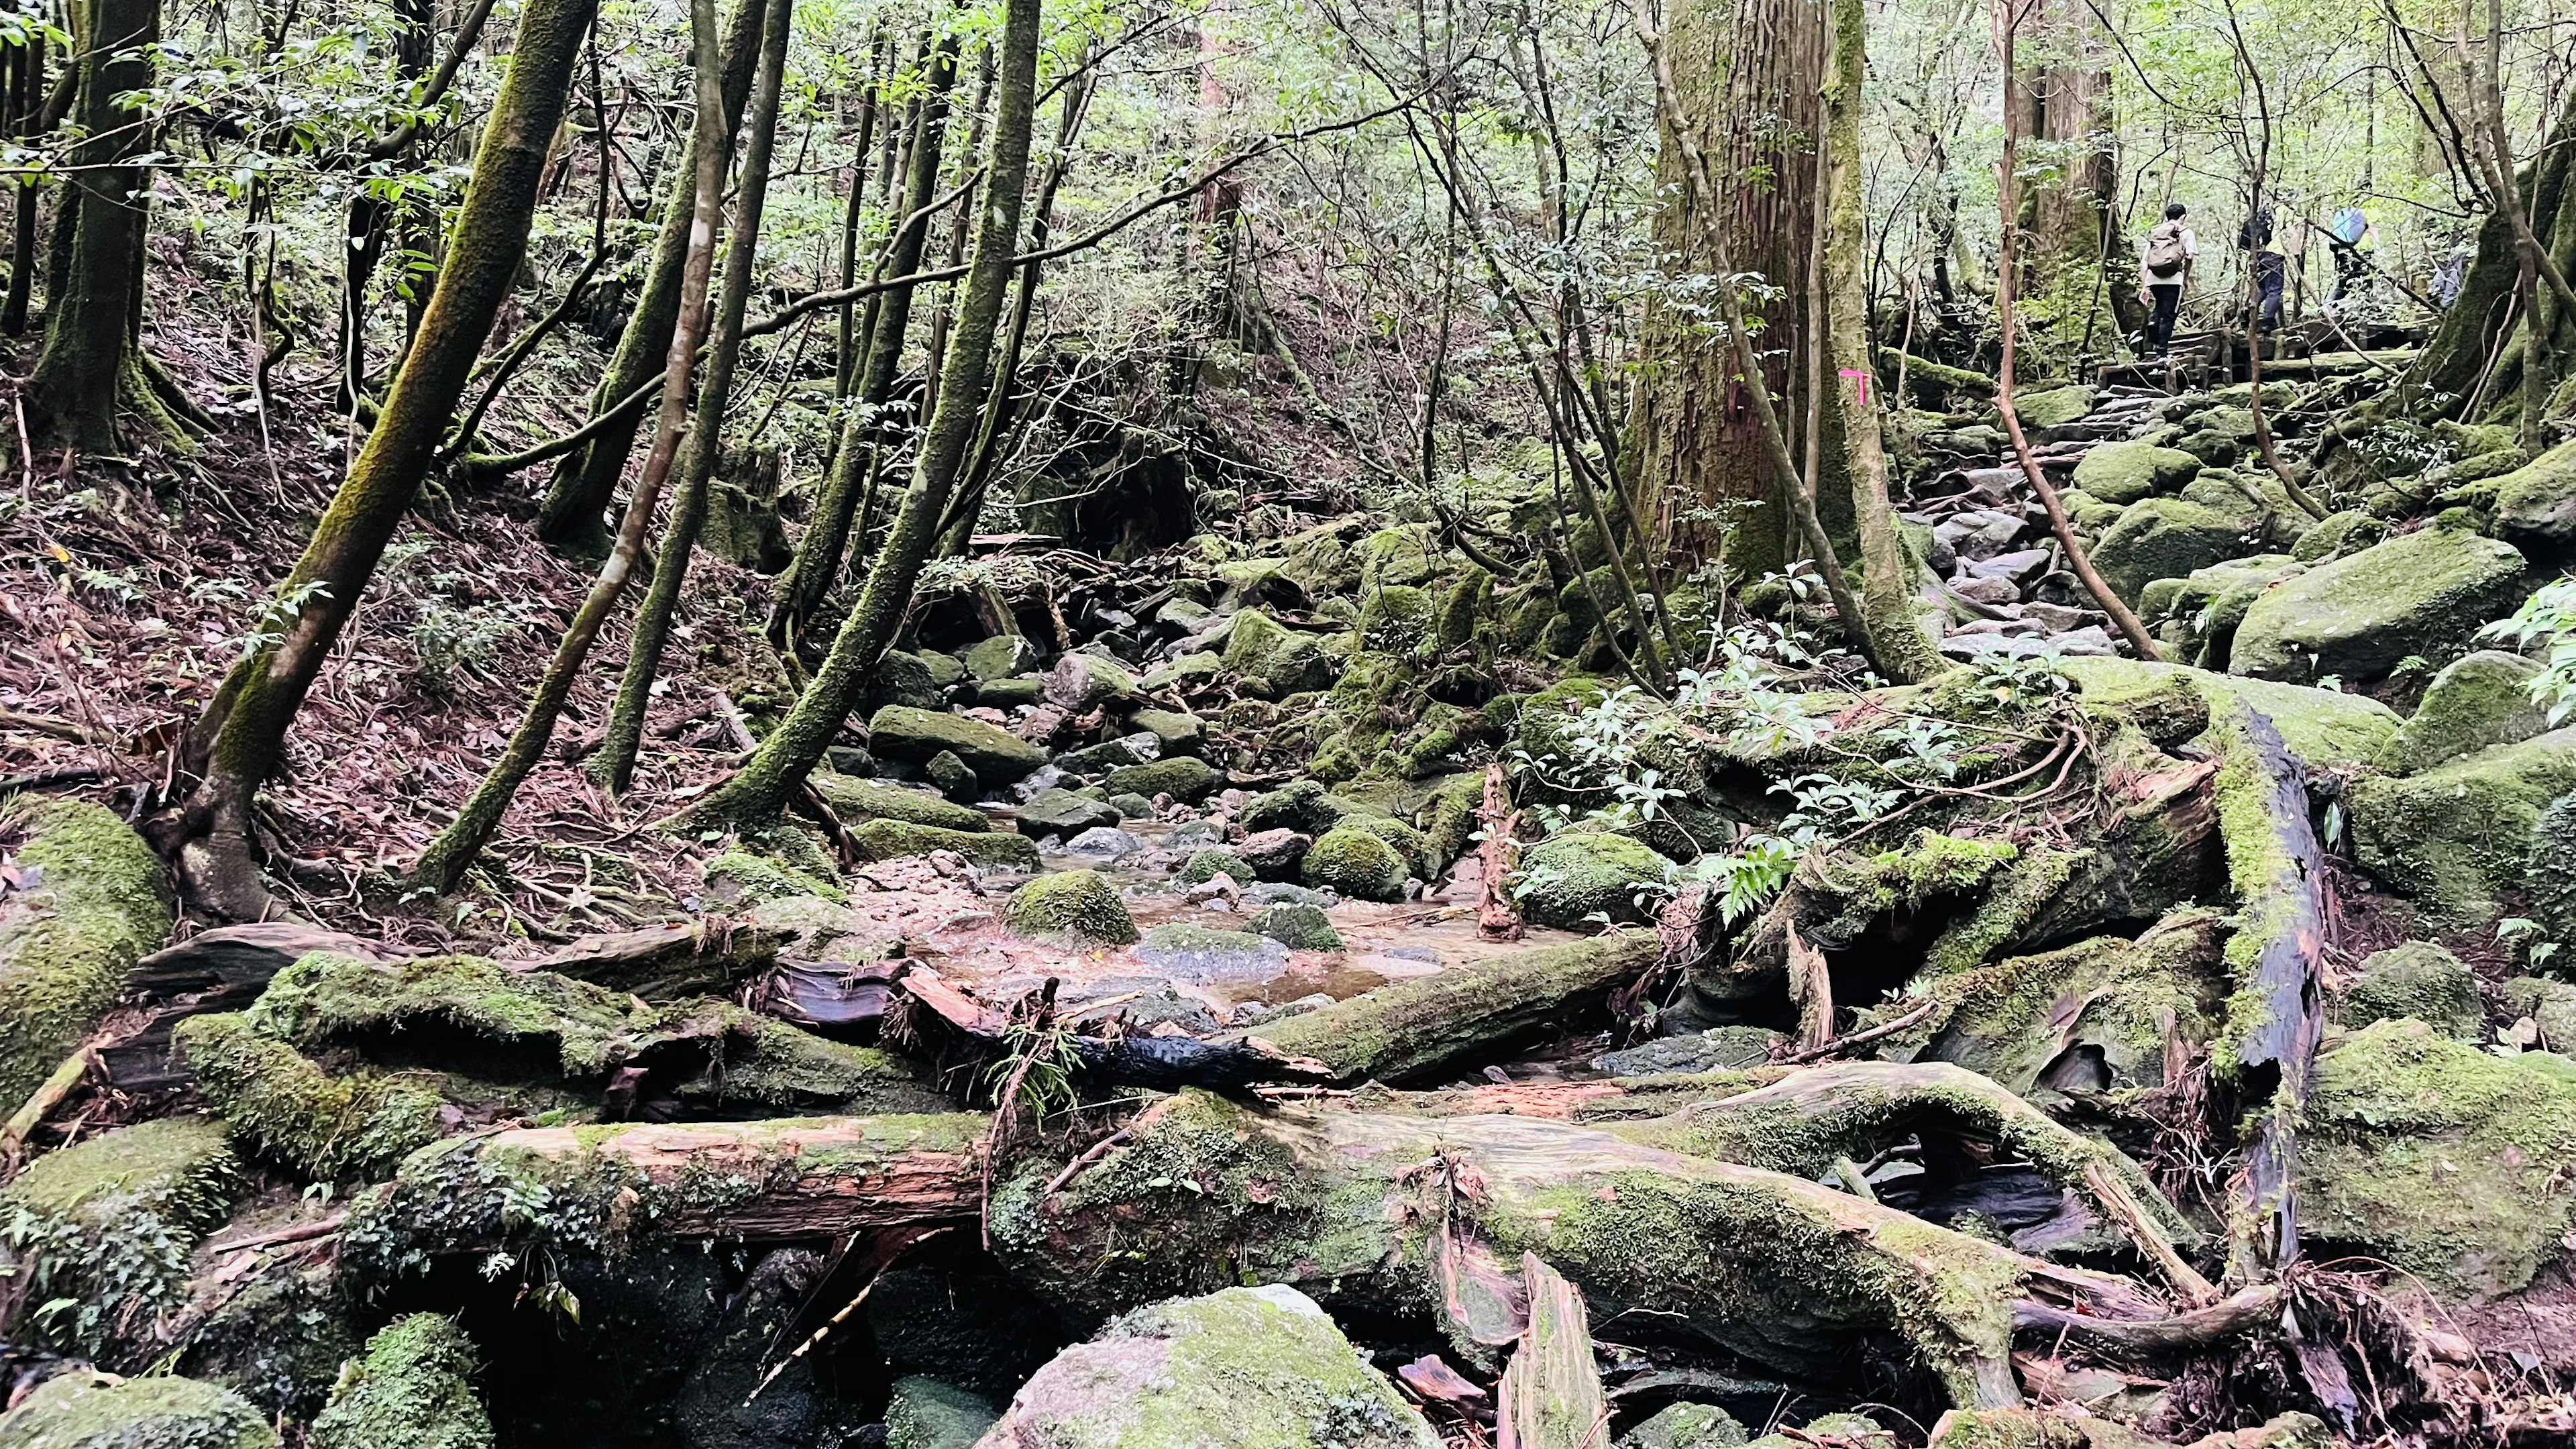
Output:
top-left (309, 1315), bottom-right (494, 1449)
top-left (2336, 942), bottom-right (2481, 1038)
top-left (965, 635), bottom-right (1043, 682)
top-left (1104, 756), bottom-right (1218, 802)
top-left (1176, 848), bottom-right (1254, 885)
top-left (2230, 521), bottom-right (2530, 686)
top-left (1301, 826), bottom-right (1409, 902)
top-left (973, 1285), bottom-right (1438, 1449)
top-left (1134, 923), bottom-right (1288, 979)
top-left (1107, 792), bottom-right (1154, 819)
top-left (1045, 653), bottom-right (1139, 712)
top-left (2348, 728), bottom-right (2576, 922)
top-left (1240, 780), bottom-right (1350, 835)
top-left (828, 745), bottom-right (877, 775)
top-left (1163, 818), bottom-right (1228, 851)
top-left (2378, 649), bottom-right (2551, 773)
top-left (924, 751), bottom-right (980, 804)
top-left (1018, 789), bottom-right (1122, 835)
top-left (1008, 765), bottom-right (1067, 802)
top-left (0, 1373), bottom-right (276, 1449)
top-left (1004, 871), bottom-right (1138, 946)
top-left (1249, 902), bottom-right (1342, 951)
top-left (888, 1378), bottom-right (998, 1449)
top-left (1592, 1025), bottom-right (1784, 1076)
top-left (869, 706), bottom-right (1048, 783)
top-left (1244, 881), bottom-right (1336, 908)
top-left (2070, 441), bottom-right (2202, 504)
top-left (857, 820), bottom-right (1041, 871)
top-left (1964, 547), bottom-right (2051, 586)
top-left (1062, 828), bottom-right (1146, 861)
top-left (1934, 508), bottom-right (2029, 563)
top-left (1515, 830), bottom-right (1668, 929)
top-left (812, 774), bottom-right (990, 833)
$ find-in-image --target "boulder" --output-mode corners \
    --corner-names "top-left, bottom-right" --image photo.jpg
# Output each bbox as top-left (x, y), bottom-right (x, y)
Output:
top-left (2229, 523), bottom-right (2530, 686)
top-left (965, 635), bottom-right (1042, 682)
top-left (1106, 756), bottom-right (1218, 802)
top-left (1055, 733), bottom-right (1161, 774)
top-left (1134, 924), bottom-right (1289, 979)
top-left (2088, 497), bottom-right (2252, 608)
top-left (1235, 829), bottom-right (1312, 881)
top-left (1358, 584), bottom-right (1436, 653)
top-left (2349, 729), bottom-right (2576, 922)
top-left (915, 651), bottom-right (968, 690)
top-left (971, 1285), bottom-right (1438, 1449)
top-left (1175, 849), bottom-right (1254, 885)
top-left (888, 1377), bottom-right (1000, 1449)
top-left (0, 1374), bottom-right (276, 1449)
top-left (2138, 555), bottom-right (2302, 670)
top-left (1061, 827), bottom-right (1146, 861)
top-left (1003, 871), bottom-right (1138, 946)
top-left (1301, 826), bottom-right (1409, 902)
top-left (1016, 789), bottom-right (1122, 835)
top-left (1221, 612), bottom-right (1336, 696)
top-left (1515, 831), bottom-right (1668, 930)
top-left (2528, 790), bottom-right (2576, 941)
top-left (855, 820), bottom-right (1042, 871)
top-left (2335, 941), bottom-right (2481, 1038)
top-left (973, 678), bottom-right (1045, 708)
top-left (1249, 902), bottom-right (1343, 951)
top-left (2503, 975), bottom-right (2576, 1053)
top-left (869, 706), bottom-right (1049, 782)
top-left (1140, 651), bottom-right (1224, 692)
top-left (0, 799), bottom-right (176, 1106)
top-left (2378, 649), bottom-right (2551, 773)
top-left (309, 1315), bottom-right (495, 1449)
top-left (924, 751), bottom-right (980, 804)
top-left (863, 650), bottom-right (949, 712)
top-left (2487, 437), bottom-right (2576, 556)
top-left (1044, 652), bottom-right (1139, 712)
top-left (1240, 779), bottom-right (1352, 835)
top-left (1126, 708), bottom-right (1205, 756)
top-left (1593, 1025), bottom-right (1785, 1077)
top-left (2290, 508), bottom-right (2383, 564)
top-left (1, 1118), bottom-right (239, 1357)
top-left (810, 774), bottom-right (989, 834)
top-left (2010, 384), bottom-right (2094, 430)
top-left (1619, 1402), bottom-right (1749, 1449)
top-left (2070, 441), bottom-right (2201, 504)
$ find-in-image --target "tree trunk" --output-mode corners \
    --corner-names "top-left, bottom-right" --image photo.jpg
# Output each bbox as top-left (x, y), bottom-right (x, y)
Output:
top-left (2, 33), bottom-right (46, 336)
top-left (1632, 0), bottom-right (1845, 579)
top-left (336, 0), bottom-right (432, 413)
top-left (410, 0), bottom-right (738, 895)
top-left (166, 0), bottom-right (599, 920)
top-left (27, 0), bottom-right (159, 453)
top-left (591, 0), bottom-right (798, 796)
top-left (694, 0), bottom-right (1040, 826)
top-left (767, 36), bottom-right (961, 649)
top-left (533, 0), bottom-right (765, 553)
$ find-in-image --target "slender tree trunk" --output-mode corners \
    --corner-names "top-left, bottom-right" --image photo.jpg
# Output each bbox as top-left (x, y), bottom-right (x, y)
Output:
top-left (2, 33), bottom-right (45, 336)
top-left (166, 0), bottom-right (600, 919)
top-left (411, 0), bottom-right (739, 894)
top-left (533, 0), bottom-right (765, 553)
top-left (337, 0), bottom-right (431, 413)
top-left (591, 0), bottom-right (797, 796)
top-left (1825, 0), bottom-right (1940, 680)
top-left (695, 0), bottom-right (1040, 827)
top-left (28, 0), bottom-right (159, 452)
top-left (767, 36), bottom-right (961, 649)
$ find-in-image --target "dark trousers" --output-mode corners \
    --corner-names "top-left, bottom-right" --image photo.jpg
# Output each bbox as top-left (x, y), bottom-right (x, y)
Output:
top-left (2253, 253), bottom-right (2287, 329)
top-left (2330, 244), bottom-right (2365, 301)
top-left (2144, 284), bottom-right (2182, 356)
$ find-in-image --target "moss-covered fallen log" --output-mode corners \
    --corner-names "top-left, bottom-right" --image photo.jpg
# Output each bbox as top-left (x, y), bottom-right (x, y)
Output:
top-left (1246, 930), bottom-right (1662, 1083)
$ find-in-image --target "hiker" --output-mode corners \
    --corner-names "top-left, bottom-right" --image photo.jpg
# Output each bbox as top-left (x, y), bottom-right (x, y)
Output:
top-left (2139, 202), bottom-right (2196, 356)
top-left (2239, 206), bottom-right (2286, 331)
top-left (2328, 199), bottom-right (2375, 303)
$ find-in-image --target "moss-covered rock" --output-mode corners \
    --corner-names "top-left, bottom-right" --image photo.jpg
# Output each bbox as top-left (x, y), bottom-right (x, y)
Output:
top-left (1044, 652), bottom-right (1140, 713)
top-left (2378, 649), bottom-right (2551, 773)
top-left (309, 1315), bottom-right (494, 1449)
top-left (2290, 508), bottom-right (2383, 564)
top-left (2502, 975), bottom-right (2576, 1052)
top-left (2487, 437), bottom-right (2576, 556)
top-left (0, 799), bottom-right (176, 1107)
top-left (853, 819), bottom-right (1040, 870)
top-left (175, 1012), bottom-right (445, 1181)
top-left (1127, 708), bottom-right (1205, 756)
top-left (1017, 789), bottom-right (1121, 835)
top-left (704, 847), bottom-right (845, 905)
top-left (1358, 585), bottom-right (1436, 653)
top-left (1134, 924), bottom-right (1287, 978)
top-left (2299, 1018), bottom-right (2576, 1297)
top-left (1220, 611), bottom-right (1338, 697)
top-left (1104, 756), bottom-right (1218, 802)
top-left (867, 705), bottom-right (1047, 782)
top-left (1174, 849), bottom-right (1253, 885)
top-left (2011, 384), bottom-right (2095, 430)
top-left (1239, 780), bottom-right (1352, 836)
top-left (1911, 911), bottom-right (2224, 1099)
top-left (809, 773), bottom-right (990, 833)
top-left (2088, 497), bottom-right (2253, 608)
top-left (1004, 871), bottom-right (1138, 946)
top-left (2061, 657), bottom-right (2402, 773)
top-left (963, 635), bottom-right (1042, 682)
top-left (975, 1285), bottom-right (1440, 1449)
top-left (2336, 942), bottom-right (2481, 1038)
top-left (1301, 826), bottom-right (1409, 902)
top-left (1140, 651), bottom-right (1224, 692)
top-left (1516, 831), bottom-right (1669, 930)
top-left (1619, 1402), bottom-right (1748, 1449)
top-left (885, 1377), bottom-right (997, 1449)
top-left (2349, 729), bottom-right (2576, 922)
top-left (2139, 554), bottom-right (2302, 670)
top-left (2526, 789), bottom-right (2576, 942)
top-left (1249, 902), bottom-right (1343, 951)
top-left (1, 1118), bottom-right (239, 1359)
top-left (0, 1373), bottom-right (276, 1449)
top-left (2229, 522), bottom-right (2530, 686)
top-left (2070, 441), bottom-right (2201, 504)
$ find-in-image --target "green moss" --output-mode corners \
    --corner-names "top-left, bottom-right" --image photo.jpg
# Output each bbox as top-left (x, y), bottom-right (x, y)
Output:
top-left (175, 1248), bottom-right (358, 1420)
top-left (1906, 911), bottom-right (2224, 1097)
top-left (1005, 870), bottom-right (1138, 945)
top-left (1515, 831), bottom-right (1669, 929)
top-left (1256, 933), bottom-right (1659, 1082)
top-left (2349, 729), bottom-right (2576, 923)
top-left (3, 1118), bottom-right (238, 1359)
top-left (0, 1374), bottom-right (276, 1449)
top-left (1104, 756), bottom-right (1218, 802)
top-left (2379, 649), bottom-right (2551, 773)
top-left (0, 800), bottom-right (176, 1106)
top-left (1142, 651), bottom-right (1224, 692)
top-left (1250, 902), bottom-right (1343, 951)
top-left (1341, 815), bottom-right (1432, 875)
top-left (1619, 1401), bottom-right (1747, 1449)
top-left (2010, 384), bottom-right (2094, 430)
top-left (884, 1377), bottom-right (998, 1449)
top-left (1436, 570), bottom-right (1492, 649)
top-left (2298, 1018), bottom-right (2576, 1297)
top-left (705, 849), bottom-right (845, 904)
top-left (2337, 942), bottom-right (2482, 1038)
top-left (2070, 441), bottom-right (2202, 504)
top-left (808, 773), bottom-right (990, 833)
top-left (2144, 555), bottom-right (2304, 670)
top-left (1240, 780), bottom-right (1354, 835)
top-left (2059, 657), bottom-right (2401, 769)
top-left (1175, 849), bottom-right (1254, 885)
top-left (1302, 826), bottom-right (1409, 902)
top-left (867, 705), bottom-right (1048, 781)
top-left (176, 1012), bottom-right (445, 1182)
top-left (853, 819), bottom-right (1041, 870)
top-left (1358, 585), bottom-right (1436, 654)
top-left (309, 1315), bottom-right (494, 1449)
top-left (2088, 497), bottom-right (2254, 608)
top-left (2230, 522), bottom-right (2530, 685)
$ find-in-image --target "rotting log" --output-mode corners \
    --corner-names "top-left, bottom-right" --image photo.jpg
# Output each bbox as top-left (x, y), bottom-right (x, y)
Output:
top-left (898, 967), bottom-right (1324, 1091)
top-left (1247, 930), bottom-right (1661, 1084)
top-left (106, 923), bottom-right (398, 1092)
top-left (1497, 1254), bottom-right (1605, 1449)
top-left (536, 918), bottom-right (784, 998)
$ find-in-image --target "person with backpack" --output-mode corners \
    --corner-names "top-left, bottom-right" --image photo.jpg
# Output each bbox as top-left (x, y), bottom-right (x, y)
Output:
top-left (2139, 203), bottom-right (2196, 356)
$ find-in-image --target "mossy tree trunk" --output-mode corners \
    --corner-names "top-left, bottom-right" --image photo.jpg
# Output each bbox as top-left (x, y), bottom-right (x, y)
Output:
top-left (694, 0), bottom-right (1040, 827)
top-left (591, 0), bottom-right (799, 796)
top-left (532, 0), bottom-right (765, 554)
top-left (767, 36), bottom-right (961, 651)
top-left (166, 0), bottom-right (599, 920)
top-left (2415, 86), bottom-right (2576, 417)
top-left (2015, 0), bottom-right (2119, 337)
top-left (1, 31), bottom-right (48, 336)
top-left (410, 0), bottom-right (737, 894)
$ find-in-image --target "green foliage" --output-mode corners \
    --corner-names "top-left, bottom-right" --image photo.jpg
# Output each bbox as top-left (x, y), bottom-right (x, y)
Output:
top-left (2, 1118), bottom-right (239, 1359)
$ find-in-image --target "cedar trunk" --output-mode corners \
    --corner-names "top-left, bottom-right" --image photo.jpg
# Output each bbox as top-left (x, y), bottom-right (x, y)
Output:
top-left (28, 0), bottom-right (159, 452)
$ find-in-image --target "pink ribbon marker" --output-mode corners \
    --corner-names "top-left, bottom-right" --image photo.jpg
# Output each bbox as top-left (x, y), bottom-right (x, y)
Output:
top-left (1837, 368), bottom-right (1870, 405)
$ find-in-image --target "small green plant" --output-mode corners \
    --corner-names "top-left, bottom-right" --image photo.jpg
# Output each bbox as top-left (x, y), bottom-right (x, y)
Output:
top-left (2481, 577), bottom-right (2576, 724)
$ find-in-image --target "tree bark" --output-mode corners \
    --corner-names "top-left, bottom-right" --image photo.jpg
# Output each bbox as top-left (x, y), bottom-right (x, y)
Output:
top-left (27, 0), bottom-right (161, 452)
top-left (533, 0), bottom-right (765, 553)
top-left (335, 0), bottom-right (433, 414)
top-left (409, 0), bottom-right (737, 895)
top-left (1, 33), bottom-right (46, 336)
top-left (692, 0), bottom-right (1040, 826)
top-left (166, 0), bottom-right (600, 919)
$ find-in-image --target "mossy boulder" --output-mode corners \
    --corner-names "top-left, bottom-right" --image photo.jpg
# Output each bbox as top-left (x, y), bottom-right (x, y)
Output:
top-left (1127, 708), bottom-right (1205, 755)
top-left (1249, 902), bottom-right (1343, 951)
top-left (1175, 849), bottom-right (1253, 886)
top-left (175, 1012), bottom-right (445, 1181)
top-left (2229, 523), bottom-right (2530, 686)
top-left (1, 1117), bottom-right (239, 1358)
top-left (1017, 788), bottom-right (1122, 835)
top-left (1619, 1401), bottom-right (1748, 1449)
top-left (0, 799), bottom-right (176, 1106)
top-left (2349, 729), bottom-right (2576, 922)
top-left (0, 1374), bottom-right (276, 1449)
top-left (975, 1285), bottom-right (1439, 1449)
top-left (1140, 652), bottom-right (1223, 692)
top-left (2299, 1018), bottom-right (2576, 1297)
top-left (810, 773), bottom-right (990, 833)
top-left (863, 649), bottom-right (947, 713)
top-left (2503, 975), bottom-right (2576, 1052)
top-left (2526, 789), bottom-right (2576, 941)
top-left (854, 819), bottom-right (1041, 871)
top-left (963, 635), bottom-right (1042, 682)
top-left (885, 1377), bottom-right (997, 1449)
top-left (2011, 384), bottom-right (2094, 430)
top-left (705, 848), bottom-right (844, 905)
top-left (1004, 871), bottom-right (1138, 946)
top-left (1516, 830), bottom-right (1669, 930)
top-left (1240, 780), bottom-right (1352, 836)
top-left (1134, 924), bottom-right (1287, 978)
top-left (2335, 942), bottom-right (2481, 1038)
top-left (2070, 441), bottom-right (2201, 504)
top-left (1340, 814), bottom-right (1433, 877)
top-left (2487, 437), bottom-right (2576, 556)
top-left (1301, 826), bottom-right (1409, 902)
top-left (2378, 649), bottom-right (2551, 773)
top-left (2290, 508), bottom-right (2383, 564)
top-left (309, 1315), bottom-right (494, 1449)
top-left (1044, 652), bottom-right (1140, 712)
top-left (1220, 611), bottom-right (1337, 696)
top-left (2088, 496), bottom-right (2253, 608)
top-left (1104, 756), bottom-right (1218, 802)
top-left (2062, 659), bottom-right (2401, 771)
top-left (1358, 585), bottom-right (1436, 653)
top-left (867, 705), bottom-right (1047, 783)
top-left (2138, 555), bottom-right (2302, 670)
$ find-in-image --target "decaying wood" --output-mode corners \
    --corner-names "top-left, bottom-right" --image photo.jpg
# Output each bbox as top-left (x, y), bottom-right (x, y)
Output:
top-left (1786, 924), bottom-right (1834, 1053)
top-left (898, 967), bottom-right (1327, 1091)
top-left (105, 922), bottom-right (404, 1091)
top-left (1477, 762), bottom-right (1525, 943)
top-left (3, 1036), bottom-right (99, 1155)
top-left (538, 916), bottom-right (784, 998)
top-left (1497, 1253), bottom-right (1606, 1449)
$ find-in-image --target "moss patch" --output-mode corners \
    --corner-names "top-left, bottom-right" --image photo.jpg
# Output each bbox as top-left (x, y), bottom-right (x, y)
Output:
top-left (2, 1118), bottom-right (238, 1359)
top-left (808, 773), bottom-right (990, 833)
top-left (1005, 870), bottom-right (1138, 946)
top-left (854, 819), bottom-right (1040, 870)
top-left (1302, 826), bottom-right (1409, 902)
top-left (2349, 729), bottom-right (2576, 923)
top-left (176, 1012), bottom-right (446, 1182)
top-left (2229, 522), bottom-right (2530, 686)
top-left (1515, 831), bottom-right (1668, 929)
top-left (309, 1314), bottom-right (494, 1449)
top-left (2337, 942), bottom-right (2481, 1038)
top-left (0, 1373), bottom-right (276, 1449)
top-left (2378, 649), bottom-right (2551, 773)
top-left (1104, 756), bottom-right (1218, 802)
top-left (0, 800), bottom-right (176, 1106)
